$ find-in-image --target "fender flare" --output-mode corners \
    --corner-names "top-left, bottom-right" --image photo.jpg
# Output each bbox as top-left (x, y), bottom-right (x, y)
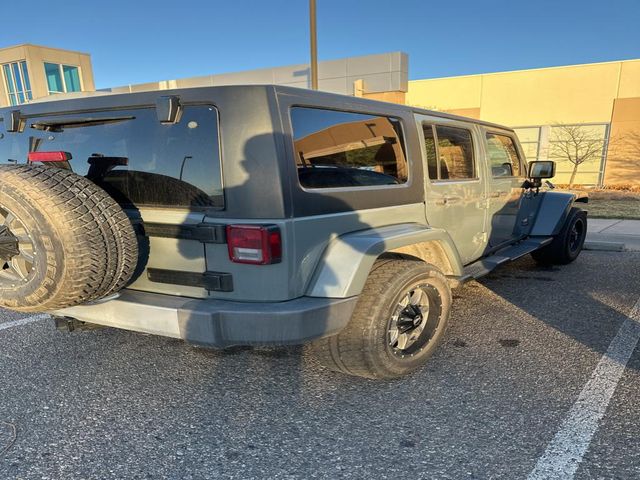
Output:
top-left (529, 191), bottom-right (588, 236)
top-left (306, 223), bottom-right (464, 298)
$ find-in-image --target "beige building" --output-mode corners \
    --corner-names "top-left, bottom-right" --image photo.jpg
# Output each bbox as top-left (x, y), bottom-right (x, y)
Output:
top-left (407, 59), bottom-right (640, 186)
top-left (0, 44), bottom-right (94, 107)
top-left (106, 51), bottom-right (408, 103)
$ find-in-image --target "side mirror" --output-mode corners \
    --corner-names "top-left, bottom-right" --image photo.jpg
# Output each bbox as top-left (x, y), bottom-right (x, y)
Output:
top-left (528, 160), bottom-right (555, 179)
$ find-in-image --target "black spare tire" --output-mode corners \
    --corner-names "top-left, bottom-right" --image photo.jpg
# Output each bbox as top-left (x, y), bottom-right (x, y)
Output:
top-left (0, 165), bottom-right (138, 312)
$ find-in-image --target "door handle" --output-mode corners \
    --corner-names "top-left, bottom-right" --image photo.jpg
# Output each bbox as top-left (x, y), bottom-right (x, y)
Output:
top-left (489, 191), bottom-right (506, 198)
top-left (435, 195), bottom-right (462, 205)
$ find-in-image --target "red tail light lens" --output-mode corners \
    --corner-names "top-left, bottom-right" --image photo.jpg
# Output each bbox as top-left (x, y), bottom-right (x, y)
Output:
top-left (28, 151), bottom-right (72, 162)
top-left (226, 225), bottom-right (282, 265)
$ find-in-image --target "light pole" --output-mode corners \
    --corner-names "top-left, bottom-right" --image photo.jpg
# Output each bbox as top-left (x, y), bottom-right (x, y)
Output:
top-left (309, 0), bottom-right (318, 90)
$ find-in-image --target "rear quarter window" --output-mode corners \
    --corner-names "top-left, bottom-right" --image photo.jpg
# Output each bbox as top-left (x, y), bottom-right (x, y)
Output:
top-left (290, 107), bottom-right (408, 189)
top-left (0, 106), bottom-right (223, 209)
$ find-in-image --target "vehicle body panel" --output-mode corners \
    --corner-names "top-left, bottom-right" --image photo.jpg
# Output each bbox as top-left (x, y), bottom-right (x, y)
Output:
top-left (290, 203), bottom-right (428, 298)
top-left (480, 126), bottom-right (529, 249)
top-left (416, 114), bottom-right (488, 264)
top-left (53, 290), bottom-right (357, 347)
top-left (306, 223), bottom-right (463, 298)
top-left (128, 208), bottom-right (207, 298)
top-left (529, 191), bottom-right (587, 236)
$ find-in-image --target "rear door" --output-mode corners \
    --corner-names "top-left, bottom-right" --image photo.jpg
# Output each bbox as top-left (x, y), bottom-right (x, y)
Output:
top-left (416, 115), bottom-right (488, 264)
top-left (482, 129), bottom-right (527, 248)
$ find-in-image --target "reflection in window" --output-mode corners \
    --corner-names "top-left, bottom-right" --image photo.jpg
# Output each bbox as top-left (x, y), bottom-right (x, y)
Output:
top-left (514, 127), bottom-right (540, 161)
top-left (45, 62), bottom-right (81, 94)
top-left (291, 107), bottom-right (407, 188)
top-left (0, 106), bottom-right (223, 208)
top-left (428, 125), bottom-right (475, 180)
top-left (2, 61), bottom-right (32, 105)
top-left (486, 133), bottom-right (521, 177)
top-left (423, 124), bottom-right (438, 180)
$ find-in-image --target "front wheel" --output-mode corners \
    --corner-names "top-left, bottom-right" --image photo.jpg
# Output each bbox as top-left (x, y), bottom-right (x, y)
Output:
top-left (311, 259), bottom-right (452, 379)
top-left (531, 207), bottom-right (587, 265)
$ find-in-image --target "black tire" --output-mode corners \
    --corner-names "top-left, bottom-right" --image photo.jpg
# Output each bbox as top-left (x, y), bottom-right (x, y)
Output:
top-left (311, 259), bottom-right (452, 379)
top-left (531, 207), bottom-right (587, 265)
top-left (0, 165), bottom-right (138, 312)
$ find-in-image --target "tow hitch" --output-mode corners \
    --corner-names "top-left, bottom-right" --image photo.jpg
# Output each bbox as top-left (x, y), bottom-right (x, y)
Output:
top-left (52, 316), bottom-right (104, 332)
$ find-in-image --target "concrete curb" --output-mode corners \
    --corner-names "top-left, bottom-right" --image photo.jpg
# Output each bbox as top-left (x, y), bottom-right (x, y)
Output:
top-left (584, 241), bottom-right (626, 252)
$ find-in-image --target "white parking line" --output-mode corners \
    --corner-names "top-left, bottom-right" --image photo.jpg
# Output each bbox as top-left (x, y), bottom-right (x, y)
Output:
top-left (527, 297), bottom-right (640, 480)
top-left (0, 314), bottom-right (49, 331)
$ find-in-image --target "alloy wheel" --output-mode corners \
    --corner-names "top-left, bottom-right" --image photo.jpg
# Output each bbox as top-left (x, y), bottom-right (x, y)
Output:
top-left (388, 284), bottom-right (439, 357)
top-left (0, 205), bottom-right (36, 286)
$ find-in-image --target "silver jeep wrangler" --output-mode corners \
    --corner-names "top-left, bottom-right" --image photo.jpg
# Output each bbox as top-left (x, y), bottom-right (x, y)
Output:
top-left (0, 86), bottom-right (587, 378)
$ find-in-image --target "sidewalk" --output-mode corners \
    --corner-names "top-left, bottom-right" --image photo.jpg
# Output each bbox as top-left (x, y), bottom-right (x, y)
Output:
top-left (586, 219), bottom-right (640, 252)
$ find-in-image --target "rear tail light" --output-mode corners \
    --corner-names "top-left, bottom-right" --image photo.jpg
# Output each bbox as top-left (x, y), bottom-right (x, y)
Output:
top-left (226, 225), bottom-right (282, 265)
top-left (28, 151), bottom-right (72, 162)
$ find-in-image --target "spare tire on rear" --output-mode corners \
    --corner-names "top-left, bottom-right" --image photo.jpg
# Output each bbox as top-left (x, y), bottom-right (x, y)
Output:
top-left (0, 165), bottom-right (138, 312)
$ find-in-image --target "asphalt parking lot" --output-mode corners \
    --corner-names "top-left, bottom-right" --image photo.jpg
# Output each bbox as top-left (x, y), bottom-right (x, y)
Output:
top-left (0, 251), bottom-right (639, 480)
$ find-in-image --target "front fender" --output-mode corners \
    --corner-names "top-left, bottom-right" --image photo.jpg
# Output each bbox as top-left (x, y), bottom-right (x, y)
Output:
top-left (529, 191), bottom-right (588, 236)
top-left (306, 224), bottom-right (463, 298)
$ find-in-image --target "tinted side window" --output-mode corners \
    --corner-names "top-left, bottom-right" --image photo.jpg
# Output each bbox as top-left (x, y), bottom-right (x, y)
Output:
top-left (0, 106), bottom-right (223, 209)
top-left (435, 125), bottom-right (475, 180)
top-left (423, 124), bottom-right (438, 180)
top-left (290, 107), bottom-right (408, 189)
top-left (486, 132), bottom-right (521, 177)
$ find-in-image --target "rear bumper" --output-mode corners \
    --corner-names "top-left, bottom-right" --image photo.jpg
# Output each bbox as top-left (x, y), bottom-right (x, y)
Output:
top-left (52, 290), bottom-right (358, 347)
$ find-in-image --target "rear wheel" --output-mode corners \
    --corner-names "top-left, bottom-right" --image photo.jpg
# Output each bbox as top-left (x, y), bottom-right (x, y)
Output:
top-left (311, 259), bottom-right (451, 379)
top-left (531, 207), bottom-right (587, 265)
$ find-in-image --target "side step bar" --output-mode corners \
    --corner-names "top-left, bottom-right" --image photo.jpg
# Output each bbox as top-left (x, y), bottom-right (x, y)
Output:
top-left (462, 237), bottom-right (553, 281)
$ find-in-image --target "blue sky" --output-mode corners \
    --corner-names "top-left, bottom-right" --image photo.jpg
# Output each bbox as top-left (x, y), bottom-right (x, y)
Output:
top-left (2, 0), bottom-right (639, 89)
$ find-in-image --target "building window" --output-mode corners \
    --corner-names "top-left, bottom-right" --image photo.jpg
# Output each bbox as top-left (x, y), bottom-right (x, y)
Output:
top-left (2, 61), bottom-right (32, 106)
top-left (290, 107), bottom-right (408, 189)
top-left (44, 62), bottom-right (82, 94)
top-left (514, 127), bottom-right (541, 161)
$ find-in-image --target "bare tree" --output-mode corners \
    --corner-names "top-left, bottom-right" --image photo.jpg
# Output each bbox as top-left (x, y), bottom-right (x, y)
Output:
top-left (622, 130), bottom-right (640, 159)
top-left (599, 129), bottom-right (640, 186)
top-left (549, 124), bottom-right (605, 187)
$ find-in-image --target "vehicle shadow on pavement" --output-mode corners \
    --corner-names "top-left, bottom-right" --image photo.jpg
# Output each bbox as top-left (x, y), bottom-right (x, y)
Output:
top-left (477, 252), bottom-right (640, 369)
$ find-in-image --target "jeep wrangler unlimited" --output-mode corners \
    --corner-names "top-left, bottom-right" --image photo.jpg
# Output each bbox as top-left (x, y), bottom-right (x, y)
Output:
top-left (0, 86), bottom-right (587, 379)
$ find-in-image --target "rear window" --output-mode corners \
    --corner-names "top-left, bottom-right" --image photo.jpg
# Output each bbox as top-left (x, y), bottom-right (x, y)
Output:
top-left (290, 107), bottom-right (408, 189)
top-left (0, 106), bottom-right (223, 209)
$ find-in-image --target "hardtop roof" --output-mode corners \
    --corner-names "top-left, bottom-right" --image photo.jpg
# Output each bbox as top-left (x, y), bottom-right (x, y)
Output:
top-left (1, 84), bottom-right (513, 132)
